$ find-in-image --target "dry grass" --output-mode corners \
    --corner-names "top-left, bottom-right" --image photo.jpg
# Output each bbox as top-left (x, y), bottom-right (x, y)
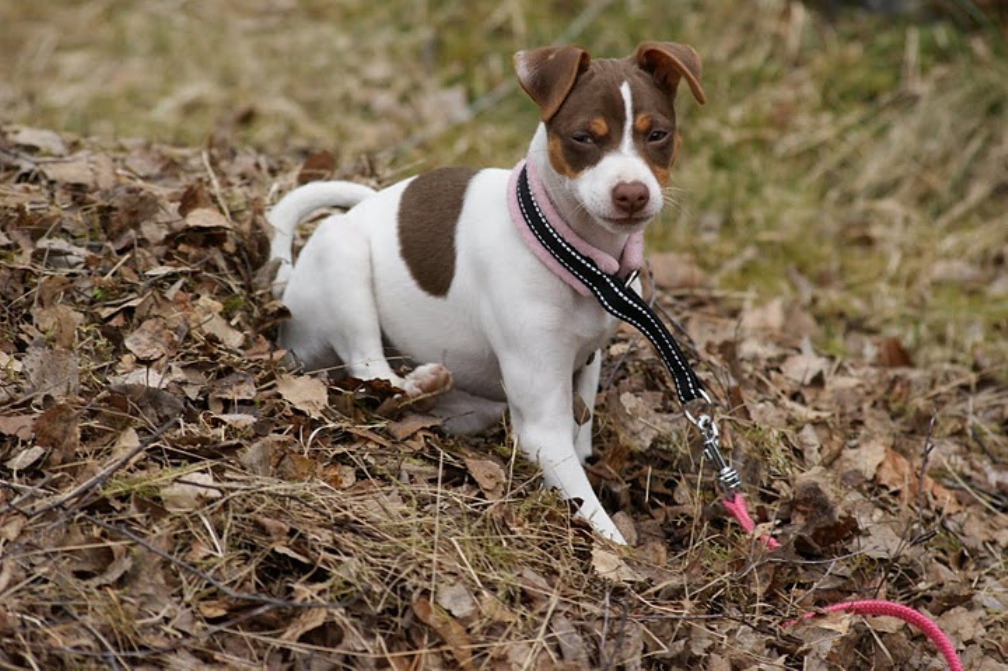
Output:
top-left (1, 1), bottom-right (1006, 669)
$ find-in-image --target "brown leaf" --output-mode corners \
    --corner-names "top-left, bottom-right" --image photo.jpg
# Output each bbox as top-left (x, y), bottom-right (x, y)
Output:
top-left (184, 206), bottom-right (232, 231)
top-left (177, 182), bottom-right (214, 217)
top-left (647, 251), bottom-right (708, 289)
top-left (191, 295), bottom-right (243, 349)
top-left (23, 345), bottom-right (79, 398)
top-left (551, 612), bottom-right (589, 663)
top-left (876, 447), bottom-right (962, 513)
top-left (108, 384), bottom-right (185, 425)
top-left (161, 471), bottom-right (222, 512)
top-left (739, 297), bottom-right (786, 334)
top-left (8, 126), bottom-right (69, 155)
top-left (297, 150), bottom-right (336, 184)
top-left (387, 413), bottom-right (442, 440)
top-left (240, 435), bottom-right (293, 476)
top-left (279, 607), bottom-right (330, 643)
top-left (4, 445), bottom-right (46, 472)
top-left (780, 339), bottom-right (831, 386)
top-left (33, 238), bottom-right (94, 269)
top-left (591, 547), bottom-right (642, 583)
top-left (40, 152), bottom-right (116, 189)
top-left (835, 419), bottom-right (890, 484)
top-left (463, 457), bottom-right (506, 500)
top-left (604, 386), bottom-right (682, 450)
top-left (935, 606), bottom-right (986, 643)
top-left (125, 317), bottom-right (179, 361)
top-left (273, 446), bottom-right (317, 481)
top-left (878, 337), bottom-right (913, 368)
top-left (319, 463), bottom-right (357, 489)
top-left (209, 372), bottom-right (257, 403)
top-left (412, 595), bottom-right (474, 671)
top-left (276, 374), bottom-right (328, 418)
top-left (435, 580), bottom-right (479, 625)
top-left (102, 185), bottom-right (162, 239)
top-left (34, 403), bottom-right (79, 467)
top-left (86, 545), bottom-right (134, 587)
top-left (32, 304), bottom-right (84, 349)
top-left (0, 415), bottom-right (35, 440)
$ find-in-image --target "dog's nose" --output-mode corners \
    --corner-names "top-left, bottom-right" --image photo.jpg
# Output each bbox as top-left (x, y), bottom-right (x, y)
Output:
top-left (612, 181), bottom-right (649, 217)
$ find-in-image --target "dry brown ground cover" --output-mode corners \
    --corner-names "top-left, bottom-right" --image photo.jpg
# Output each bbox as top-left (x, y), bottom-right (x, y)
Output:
top-left (1, 1), bottom-right (1007, 669)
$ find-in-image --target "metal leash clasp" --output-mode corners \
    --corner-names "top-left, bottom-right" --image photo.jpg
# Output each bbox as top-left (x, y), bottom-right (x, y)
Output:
top-left (684, 391), bottom-right (741, 496)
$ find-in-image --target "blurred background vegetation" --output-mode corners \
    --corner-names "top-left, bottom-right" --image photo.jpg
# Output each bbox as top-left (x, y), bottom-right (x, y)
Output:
top-left (2, 0), bottom-right (1006, 373)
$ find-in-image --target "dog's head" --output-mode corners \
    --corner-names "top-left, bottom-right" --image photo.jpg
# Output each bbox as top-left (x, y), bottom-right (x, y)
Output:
top-left (515, 42), bottom-right (705, 236)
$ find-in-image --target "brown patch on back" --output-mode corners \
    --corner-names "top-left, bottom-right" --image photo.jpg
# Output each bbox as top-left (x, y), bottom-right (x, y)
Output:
top-left (398, 167), bottom-right (476, 297)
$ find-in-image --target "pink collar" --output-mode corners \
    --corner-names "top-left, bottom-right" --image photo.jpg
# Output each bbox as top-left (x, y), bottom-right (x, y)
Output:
top-left (507, 158), bottom-right (643, 297)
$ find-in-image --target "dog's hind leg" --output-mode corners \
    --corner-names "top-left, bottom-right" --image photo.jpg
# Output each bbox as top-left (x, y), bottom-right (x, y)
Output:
top-left (280, 219), bottom-right (451, 396)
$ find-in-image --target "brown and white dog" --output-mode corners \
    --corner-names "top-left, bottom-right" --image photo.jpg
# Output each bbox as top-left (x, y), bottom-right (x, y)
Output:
top-left (269, 43), bottom-right (705, 543)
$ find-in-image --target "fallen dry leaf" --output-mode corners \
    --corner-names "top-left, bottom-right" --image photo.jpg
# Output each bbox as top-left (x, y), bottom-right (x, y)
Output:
top-left (875, 446), bottom-right (963, 514)
top-left (591, 546), bottom-right (642, 583)
top-left (32, 304), bottom-right (84, 349)
top-left (276, 374), bottom-right (328, 418)
top-left (297, 149), bottom-right (336, 183)
top-left (780, 338), bottom-right (831, 386)
top-left (183, 207), bottom-right (232, 231)
top-left (647, 251), bottom-right (708, 289)
top-left (22, 345), bottom-right (79, 398)
top-left (124, 317), bottom-right (180, 362)
top-left (4, 445), bottom-right (46, 472)
top-left (39, 152), bottom-right (117, 189)
top-left (435, 579), bottom-right (479, 625)
top-left (387, 413), bottom-right (442, 440)
top-left (463, 456), bottom-right (507, 499)
top-left (412, 595), bottom-right (474, 671)
top-left (8, 126), bottom-right (68, 155)
top-left (33, 403), bottom-right (79, 467)
top-left (160, 471), bottom-right (223, 512)
top-left (551, 612), bottom-right (590, 664)
top-left (0, 415), bottom-right (34, 440)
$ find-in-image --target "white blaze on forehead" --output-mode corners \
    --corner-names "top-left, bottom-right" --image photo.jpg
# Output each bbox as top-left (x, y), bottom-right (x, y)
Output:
top-left (619, 80), bottom-right (634, 153)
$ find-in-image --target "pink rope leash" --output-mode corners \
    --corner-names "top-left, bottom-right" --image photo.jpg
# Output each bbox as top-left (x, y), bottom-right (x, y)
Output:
top-left (721, 491), bottom-right (781, 549)
top-left (721, 493), bottom-right (963, 671)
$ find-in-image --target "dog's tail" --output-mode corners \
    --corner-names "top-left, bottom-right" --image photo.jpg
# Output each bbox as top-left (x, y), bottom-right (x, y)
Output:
top-left (267, 181), bottom-right (377, 297)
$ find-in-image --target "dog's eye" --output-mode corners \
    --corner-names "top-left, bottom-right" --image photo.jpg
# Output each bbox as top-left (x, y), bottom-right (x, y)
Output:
top-left (572, 132), bottom-right (594, 145)
top-left (647, 130), bottom-right (669, 143)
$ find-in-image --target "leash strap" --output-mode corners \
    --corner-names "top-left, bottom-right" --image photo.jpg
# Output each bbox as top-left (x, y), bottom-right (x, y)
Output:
top-left (515, 165), bottom-right (740, 494)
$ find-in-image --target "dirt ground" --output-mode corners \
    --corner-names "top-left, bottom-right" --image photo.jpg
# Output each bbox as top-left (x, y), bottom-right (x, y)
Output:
top-left (1, 1), bottom-right (1006, 669)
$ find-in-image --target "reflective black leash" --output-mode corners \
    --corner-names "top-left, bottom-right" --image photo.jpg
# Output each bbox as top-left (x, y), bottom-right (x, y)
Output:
top-left (514, 165), bottom-right (740, 495)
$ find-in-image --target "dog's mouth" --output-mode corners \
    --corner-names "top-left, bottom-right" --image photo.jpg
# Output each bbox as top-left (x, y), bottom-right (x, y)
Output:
top-left (600, 214), bottom-right (652, 228)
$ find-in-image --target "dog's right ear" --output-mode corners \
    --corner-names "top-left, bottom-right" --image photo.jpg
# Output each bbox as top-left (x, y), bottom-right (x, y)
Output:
top-left (514, 46), bottom-right (591, 122)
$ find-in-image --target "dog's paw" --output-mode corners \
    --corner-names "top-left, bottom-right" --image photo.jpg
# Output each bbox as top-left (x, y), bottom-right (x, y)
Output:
top-left (402, 363), bottom-right (453, 398)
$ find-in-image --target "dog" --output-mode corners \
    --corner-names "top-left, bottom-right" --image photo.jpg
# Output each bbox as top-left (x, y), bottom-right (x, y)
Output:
top-left (268, 42), bottom-right (705, 544)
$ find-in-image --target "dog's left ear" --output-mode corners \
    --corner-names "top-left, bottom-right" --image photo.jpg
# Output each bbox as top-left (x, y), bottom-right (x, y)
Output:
top-left (514, 45), bottom-right (592, 121)
top-left (634, 42), bottom-right (706, 105)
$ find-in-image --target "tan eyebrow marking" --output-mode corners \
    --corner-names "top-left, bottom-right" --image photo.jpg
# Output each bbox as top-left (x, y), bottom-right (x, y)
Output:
top-left (634, 114), bottom-right (653, 134)
top-left (588, 117), bottom-right (609, 137)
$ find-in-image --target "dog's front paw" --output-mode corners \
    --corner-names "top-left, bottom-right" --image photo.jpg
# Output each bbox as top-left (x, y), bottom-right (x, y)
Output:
top-left (402, 363), bottom-right (453, 398)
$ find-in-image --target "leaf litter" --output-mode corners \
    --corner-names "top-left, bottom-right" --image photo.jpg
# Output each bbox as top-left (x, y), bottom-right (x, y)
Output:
top-left (0, 119), bottom-right (1006, 670)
